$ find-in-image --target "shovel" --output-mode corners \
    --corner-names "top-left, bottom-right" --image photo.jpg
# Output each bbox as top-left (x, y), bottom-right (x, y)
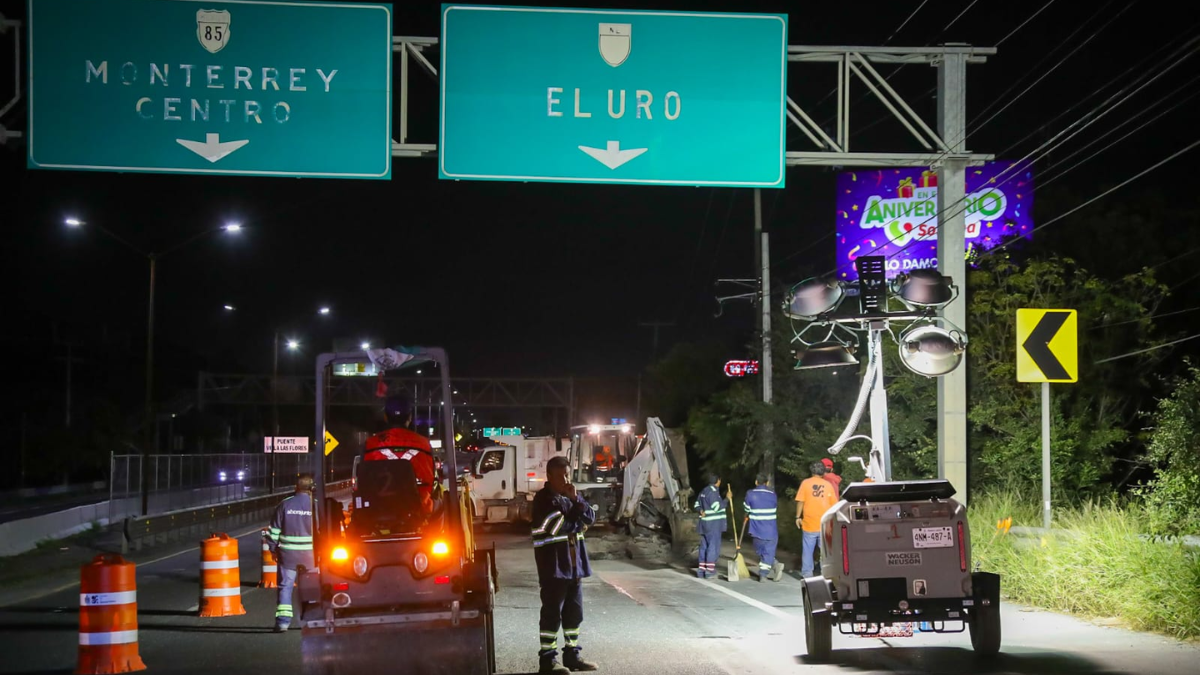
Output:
top-left (726, 484), bottom-right (751, 581)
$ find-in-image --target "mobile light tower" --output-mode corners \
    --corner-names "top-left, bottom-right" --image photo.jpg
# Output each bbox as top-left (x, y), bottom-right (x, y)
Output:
top-left (785, 256), bottom-right (967, 483)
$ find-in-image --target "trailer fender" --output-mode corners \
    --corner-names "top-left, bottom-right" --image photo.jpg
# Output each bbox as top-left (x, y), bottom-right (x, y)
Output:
top-left (802, 576), bottom-right (835, 616)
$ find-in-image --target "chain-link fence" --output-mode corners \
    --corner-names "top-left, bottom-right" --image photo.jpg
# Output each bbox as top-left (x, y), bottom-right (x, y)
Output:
top-left (108, 453), bottom-right (344, 521)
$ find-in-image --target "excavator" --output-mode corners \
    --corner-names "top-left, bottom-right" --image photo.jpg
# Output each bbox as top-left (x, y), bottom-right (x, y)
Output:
top-left (566, 417), bottom-right (696, 548)
top-left (297, 346), bottom-right (497, 675)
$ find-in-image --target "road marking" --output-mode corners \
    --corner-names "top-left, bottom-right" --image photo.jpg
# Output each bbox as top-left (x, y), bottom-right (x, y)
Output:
top-left (186, 604), bottom-right (199, 613)
top-left (683, 574), bottom-right (798, 622)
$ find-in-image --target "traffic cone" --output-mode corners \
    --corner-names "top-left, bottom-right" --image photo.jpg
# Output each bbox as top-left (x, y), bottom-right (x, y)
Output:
top-left (199, 533), bottom-right (246, 617)
top-left (77, 554), bottom-right (146, 674)
top-left (259, 528), bottom-right (278, 588)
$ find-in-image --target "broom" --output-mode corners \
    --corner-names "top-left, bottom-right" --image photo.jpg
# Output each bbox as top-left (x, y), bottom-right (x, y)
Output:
top-left (727, 484), bottom-right (751, 580)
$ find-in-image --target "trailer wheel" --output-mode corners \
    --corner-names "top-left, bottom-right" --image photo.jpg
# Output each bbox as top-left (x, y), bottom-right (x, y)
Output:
top-left (803, 587), bottom-right (832, 662)
top-left (969, 602), bottom-right (1002, 656)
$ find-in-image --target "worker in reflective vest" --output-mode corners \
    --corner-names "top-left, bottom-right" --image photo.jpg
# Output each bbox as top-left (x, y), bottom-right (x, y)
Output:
top-left (530, 456), bottom-right (598, 674)
top-left (266, 474), bottom-right (315, 632)
top-left (743, 473), bottom-right (783, 582)
top-left (693, 474), bottom-right (727, 579)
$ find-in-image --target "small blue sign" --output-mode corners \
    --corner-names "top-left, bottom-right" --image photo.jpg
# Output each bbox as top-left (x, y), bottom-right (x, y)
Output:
top-left (439, 5), bottom-right (787, 187)
top-left (27, 0), bottom-right (393, 179)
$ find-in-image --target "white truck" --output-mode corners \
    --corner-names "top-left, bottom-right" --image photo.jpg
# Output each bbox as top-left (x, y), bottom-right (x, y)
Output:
top-left (469, 435), bottom-right (567, 524)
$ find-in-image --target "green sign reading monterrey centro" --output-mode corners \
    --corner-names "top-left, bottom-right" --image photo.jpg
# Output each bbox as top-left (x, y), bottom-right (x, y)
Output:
top-left (27, 0), bottom-right (393, 179)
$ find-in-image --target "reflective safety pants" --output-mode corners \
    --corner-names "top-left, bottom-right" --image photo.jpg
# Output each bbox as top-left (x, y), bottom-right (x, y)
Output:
top-left (539, 579), bottom-right (584, 659)
top-left (276, 566), bottom-right (298, 626)
top-left (753, 537), bottom-right (777, 575)
top-left (698, 533), bottom-right (721, 577)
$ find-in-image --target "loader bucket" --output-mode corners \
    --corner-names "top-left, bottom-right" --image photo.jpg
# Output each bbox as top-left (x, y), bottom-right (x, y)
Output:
top-left (301, 612), bottom-right (494, 675)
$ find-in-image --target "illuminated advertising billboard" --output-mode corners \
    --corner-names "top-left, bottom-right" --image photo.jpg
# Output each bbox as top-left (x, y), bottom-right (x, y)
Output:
top-left (834, 161), bottom-right (1034, 281)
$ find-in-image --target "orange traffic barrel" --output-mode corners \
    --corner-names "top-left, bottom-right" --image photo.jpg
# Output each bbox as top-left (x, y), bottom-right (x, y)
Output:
top-left (199, 533), bottom-right (246, 617)
top-left (77, 553), bottom-right (146, 674)
top-left (259, 528), bottom-right (278, 588)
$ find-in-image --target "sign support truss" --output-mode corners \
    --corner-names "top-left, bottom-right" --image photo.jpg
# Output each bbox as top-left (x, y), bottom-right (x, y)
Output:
top-left (389, 39), bottom-right (997, 168)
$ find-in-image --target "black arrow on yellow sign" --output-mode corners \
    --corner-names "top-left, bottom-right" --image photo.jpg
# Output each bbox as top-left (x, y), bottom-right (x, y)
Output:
top-left (1022, 311), bottom-right (1071, 380)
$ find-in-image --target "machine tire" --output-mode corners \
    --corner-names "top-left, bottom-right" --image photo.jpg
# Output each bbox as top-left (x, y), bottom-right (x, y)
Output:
top-left (485, 609), bottom-right (496, 674)
top-left (969, 603), bottom-right (1002, 656)
top-left (803, 588), bottom-right (832, 662)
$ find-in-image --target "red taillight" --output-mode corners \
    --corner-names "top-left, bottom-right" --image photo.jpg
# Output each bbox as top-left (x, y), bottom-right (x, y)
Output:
top-left (434, 575), bottom-right (451, 585)
top-left (957, 521), bottom-right (967, 572)
top-left (333, 582), bottom-right (349, 592)
top-left (841, 524), bottom-right (850, 575)
top-left (527, 472), bottom-right (536, 477)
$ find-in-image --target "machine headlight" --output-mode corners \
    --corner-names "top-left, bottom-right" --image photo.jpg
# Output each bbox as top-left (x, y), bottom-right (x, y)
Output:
top-left (236, 470), bottom-right (246, 480)
top-left (413, 552), bottom-right (429, 573)
top-left (218, 471), bottom-right (227, 481)
top-left (352, 555), bottom-right (369, 578)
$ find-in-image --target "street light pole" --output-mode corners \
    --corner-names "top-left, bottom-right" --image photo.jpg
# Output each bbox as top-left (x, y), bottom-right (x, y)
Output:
top-left (64, 217), bottom-right (239, 516)
top-left (271, 330), bottom-right (279, 493)
top-left (141, 253), bottom-right (157, 516)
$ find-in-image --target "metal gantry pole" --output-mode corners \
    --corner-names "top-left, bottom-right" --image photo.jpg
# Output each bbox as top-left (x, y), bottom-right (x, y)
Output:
top-left (936, 50), bottom-right (970, 504)
top-left (867, 326), bottom-right (893, 480)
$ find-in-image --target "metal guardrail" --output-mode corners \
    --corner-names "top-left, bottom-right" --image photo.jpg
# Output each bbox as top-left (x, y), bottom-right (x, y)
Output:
top-left (121, 480), bottom-right (352, 553)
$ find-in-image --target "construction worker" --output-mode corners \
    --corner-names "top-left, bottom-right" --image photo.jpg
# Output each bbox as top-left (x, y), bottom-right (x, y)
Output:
top-left (531, 456), bottom-right (598, 674)
top-left (363, 394), bottom-right (436, 514)
top-left (266, 474), bottom-right (315, 632)
top-left (693, 473), bottom-right (727, 579)
top-left (592, 445), bottom-right (615, 479)
top-left (795, 461), bottom-right (839, 578)
top-left (743, 473), bottom-right (782, 582)
top-left (821, 457), bottom-right (843, 495)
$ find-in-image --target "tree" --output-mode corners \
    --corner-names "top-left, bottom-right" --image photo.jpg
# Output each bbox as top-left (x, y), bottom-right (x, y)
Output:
top-left (955, 253), bottom-right (1167, 497)
top-left (1139, 363), bottom-right (1200, 535)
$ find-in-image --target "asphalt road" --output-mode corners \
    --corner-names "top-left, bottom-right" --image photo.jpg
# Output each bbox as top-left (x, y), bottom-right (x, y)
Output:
top-left (1, 528), bottom-right (1197, 675)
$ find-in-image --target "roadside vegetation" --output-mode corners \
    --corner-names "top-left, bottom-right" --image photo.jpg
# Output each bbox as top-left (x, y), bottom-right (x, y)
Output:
top-left (642, 194), bottom-right (1200, 640)
top-left (969, 491), bottom-right (1200, 641)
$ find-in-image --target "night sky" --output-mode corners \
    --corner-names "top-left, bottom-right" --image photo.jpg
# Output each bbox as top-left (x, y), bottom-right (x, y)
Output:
top-left (4, 0), bottom-right (1196, 386)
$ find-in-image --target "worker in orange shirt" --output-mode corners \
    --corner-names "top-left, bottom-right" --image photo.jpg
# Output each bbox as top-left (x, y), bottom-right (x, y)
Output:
top-left (795, 461), bottom-right (839, 578)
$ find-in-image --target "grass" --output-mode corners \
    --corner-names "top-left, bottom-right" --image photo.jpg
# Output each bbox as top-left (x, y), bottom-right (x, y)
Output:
top-left (969, 491), bottom-right (1200, 641)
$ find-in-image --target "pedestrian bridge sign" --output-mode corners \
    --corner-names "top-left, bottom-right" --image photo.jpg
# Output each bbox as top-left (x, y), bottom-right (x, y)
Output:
top-left (27, 0), bottom-right (393, 179)
top-left (439, 5), bottom-right (788, 187)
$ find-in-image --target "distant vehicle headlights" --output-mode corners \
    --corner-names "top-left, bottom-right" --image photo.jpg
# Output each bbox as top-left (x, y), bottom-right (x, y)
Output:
top-left (218, 471), bottom-right (228, 482)
top-left (236, 470), bottom-right (246, 481)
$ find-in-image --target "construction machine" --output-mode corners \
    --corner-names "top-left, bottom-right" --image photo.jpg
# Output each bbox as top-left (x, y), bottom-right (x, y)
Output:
top-left (565, 421), bottom-right (639, 522)
top-left (617, 417), bottom-right (695, 546)
top-left (565, 417), bottom-right (696, 552)
top-left (299, 347), bottom-right (496, 675)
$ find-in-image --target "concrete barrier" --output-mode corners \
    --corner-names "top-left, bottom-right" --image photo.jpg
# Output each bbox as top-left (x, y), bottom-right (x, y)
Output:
top-left (0, 501), bottom-right (111, 557)
top-left (0, 484), bottom-right (245, 558)
top-left (0, 481), bottom-right (107, 501)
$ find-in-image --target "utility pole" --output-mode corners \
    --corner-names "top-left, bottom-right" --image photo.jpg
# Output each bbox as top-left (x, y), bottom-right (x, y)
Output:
top-left (937, 50), bottom-right (970, 505)
top-left (638, 320), bottom-right (674, 359)
top-left (755, 188), bottom-right (775, 477)
top-left (141, 254), bottom-right (157, 517)
top-left (271, 330), bottom-right (280, 493)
